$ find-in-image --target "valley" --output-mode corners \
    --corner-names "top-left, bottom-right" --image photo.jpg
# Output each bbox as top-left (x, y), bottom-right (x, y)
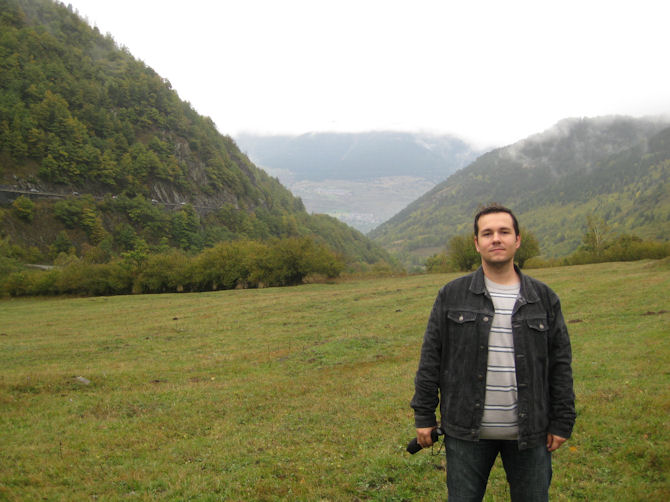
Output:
top-left (267, 175), bottom-right (435, 233)
top-left (236, 131), bottom-right (481, 233)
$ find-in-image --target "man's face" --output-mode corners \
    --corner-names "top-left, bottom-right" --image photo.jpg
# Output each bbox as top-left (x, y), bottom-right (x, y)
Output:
top-left (474, 212), bottom-right (521, 266)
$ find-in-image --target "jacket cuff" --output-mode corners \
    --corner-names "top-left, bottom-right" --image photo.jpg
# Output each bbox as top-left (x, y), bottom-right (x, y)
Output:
top-left (414, 414), bottom-right (438, 429)
top-left (549, 422), bottom-right (573, 440)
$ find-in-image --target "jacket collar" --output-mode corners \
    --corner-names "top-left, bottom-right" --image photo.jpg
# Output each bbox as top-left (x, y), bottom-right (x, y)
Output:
top-left (469, 265), bottom-right (540, 304)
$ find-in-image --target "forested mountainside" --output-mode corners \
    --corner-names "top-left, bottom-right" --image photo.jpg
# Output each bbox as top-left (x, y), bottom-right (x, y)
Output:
top-left (0, 0), bottom-right (392, 266)
top-left (370, 116), bottom-right (670, 266)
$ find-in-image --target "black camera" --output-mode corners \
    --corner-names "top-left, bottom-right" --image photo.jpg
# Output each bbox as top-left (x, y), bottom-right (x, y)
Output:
top-left (406, 427), bottom-right (444, 454)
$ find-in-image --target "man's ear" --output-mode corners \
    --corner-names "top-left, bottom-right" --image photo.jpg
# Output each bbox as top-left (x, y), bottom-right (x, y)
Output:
top-left (515, 234), bottom-right (521, 250)
top-left (474, 235), bottom-right (480, 253)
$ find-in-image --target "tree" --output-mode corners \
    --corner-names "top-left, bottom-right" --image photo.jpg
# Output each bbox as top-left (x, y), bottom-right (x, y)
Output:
top-left (580, 215), bottom-right (611, 257)
top-left (448, 234), bottom-right (479, 271)
top-left (80, 207), bottom-right (107, 245)
top-left (12, 195), bottom-right (35, 222)
top-left (50, 231), bottom-right (74, 257)
top-left (170, 204), bottom-right (201, 250)
top-left (516, 228), bottom-right (541, 268)
top-left (112, 223), bottom-right (137, 251)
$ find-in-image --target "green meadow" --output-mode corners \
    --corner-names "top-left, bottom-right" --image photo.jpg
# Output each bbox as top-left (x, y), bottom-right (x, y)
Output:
top-left (1, 261), bottom-right (668, 501)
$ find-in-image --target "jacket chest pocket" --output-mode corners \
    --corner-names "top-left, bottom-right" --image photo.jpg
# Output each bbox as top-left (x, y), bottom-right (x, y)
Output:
top-left (525, 317), bottom-right (549, 334)
top-left (446, 311), bottom-right (481, 340)
top-left (447, 310), bottom-right (478, 325)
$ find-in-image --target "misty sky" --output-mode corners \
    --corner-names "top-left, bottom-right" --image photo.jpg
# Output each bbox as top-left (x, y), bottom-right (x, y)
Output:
top-left (66, 0), bottom-right (670, 148)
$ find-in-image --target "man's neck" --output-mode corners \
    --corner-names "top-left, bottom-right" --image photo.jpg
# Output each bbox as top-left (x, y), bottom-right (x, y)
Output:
top-left (481, 261), bottom-right (519, 285)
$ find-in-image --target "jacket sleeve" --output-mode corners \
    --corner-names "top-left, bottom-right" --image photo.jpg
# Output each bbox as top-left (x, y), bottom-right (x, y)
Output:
top-left (547, 294), bottom-right (576, 439)
top-left (410, 289), bottom-right (445, 428)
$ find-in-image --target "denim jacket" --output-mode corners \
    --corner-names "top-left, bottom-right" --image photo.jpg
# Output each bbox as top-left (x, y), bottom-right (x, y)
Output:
top-left (411, 266), bottom-right (575, 449)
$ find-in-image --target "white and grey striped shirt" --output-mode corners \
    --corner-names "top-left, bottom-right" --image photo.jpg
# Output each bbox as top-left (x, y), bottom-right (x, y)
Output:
top-left (480, 278), bottom-right (520, 440)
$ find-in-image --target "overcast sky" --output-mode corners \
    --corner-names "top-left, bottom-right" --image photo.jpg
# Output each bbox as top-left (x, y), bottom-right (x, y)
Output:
top-left (66, 0), bottom-right (670, 148)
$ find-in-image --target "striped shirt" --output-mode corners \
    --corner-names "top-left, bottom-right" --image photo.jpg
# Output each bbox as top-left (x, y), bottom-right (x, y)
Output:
top-left (480, 278), bottom-right (520, 440)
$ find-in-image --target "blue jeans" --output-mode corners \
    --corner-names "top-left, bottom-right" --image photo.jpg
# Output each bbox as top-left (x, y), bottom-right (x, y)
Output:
top-left (445, 436), bottom-right (552, 502)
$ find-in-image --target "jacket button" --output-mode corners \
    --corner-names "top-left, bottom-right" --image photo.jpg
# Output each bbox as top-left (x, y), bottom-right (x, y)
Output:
top-left (477, 374), bottom-right (484, 380)
top-left (483, 316), bottom-right (489, 322)
top-left (539, 323), bottom-right (545, 329)
top-left (459, 315), bottom-right (464, 321)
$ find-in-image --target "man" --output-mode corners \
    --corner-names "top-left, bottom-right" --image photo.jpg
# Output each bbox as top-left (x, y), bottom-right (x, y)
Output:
top-left (411, 204), bottom-right (575, 501)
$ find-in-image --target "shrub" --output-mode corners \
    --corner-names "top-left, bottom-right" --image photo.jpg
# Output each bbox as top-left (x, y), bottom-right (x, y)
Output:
top-left (2, 236), bottom-right (345, 297)
top-left (54, 260), bottom-right (131, 296)
top-left (425, 253), bottom-right (452, 273)
top-left (360, 260), bottom-right (404, 277)
top-left (601, 235), bottom-right (669, 262)
top-left (565, 233), bottom-right (670, 265)
top-left (253, 237), bottom-right (343, 287)
top-left (81, 243), bottom-right (111, 264)
top-left (3, 271), bottom-right (31, 296)
top-left (29, 269), bottom-right (60, 295)
top-left (191, 240), bottom-right (265, 290)
top-left (134, 251), bottom-right (193, 293)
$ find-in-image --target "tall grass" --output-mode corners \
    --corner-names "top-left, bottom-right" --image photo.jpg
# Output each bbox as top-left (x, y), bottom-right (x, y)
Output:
top-left (1, 260), bottom-right (668, 500)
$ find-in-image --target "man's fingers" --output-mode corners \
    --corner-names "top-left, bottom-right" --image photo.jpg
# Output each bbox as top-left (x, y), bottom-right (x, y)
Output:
top-left (546, 433), bottom-right (567, 452)
top-left (416, 427), bottom-right (436, 448)
top-left (419, 434), bottom-right (432, 448)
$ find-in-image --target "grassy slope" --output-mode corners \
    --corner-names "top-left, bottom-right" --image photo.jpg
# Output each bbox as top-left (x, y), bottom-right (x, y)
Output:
top-left (1, 260), bottom-right (668, 500)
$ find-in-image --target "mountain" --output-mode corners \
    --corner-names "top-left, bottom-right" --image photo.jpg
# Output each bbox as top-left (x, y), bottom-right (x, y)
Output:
top-left (0, 0), bottom-right (393, 266)
top-left (235, 131), bottom-right (481, 232)
top-left (369, 116), bottom-right (670, 266)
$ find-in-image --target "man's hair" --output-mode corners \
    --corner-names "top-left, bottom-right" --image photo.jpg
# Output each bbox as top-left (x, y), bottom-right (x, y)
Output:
top-left (474, 203), bottom-right (520, 237)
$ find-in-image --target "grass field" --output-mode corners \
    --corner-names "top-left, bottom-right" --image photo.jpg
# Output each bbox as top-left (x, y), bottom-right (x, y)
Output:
top-left (1, 260), bottom-right (668, 501)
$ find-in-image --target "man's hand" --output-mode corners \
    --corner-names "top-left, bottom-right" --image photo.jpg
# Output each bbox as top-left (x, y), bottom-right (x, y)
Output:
top-left (546, 433), bottom-right (567, 452)
top-left (416, 427), bottom-right (438, 448)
